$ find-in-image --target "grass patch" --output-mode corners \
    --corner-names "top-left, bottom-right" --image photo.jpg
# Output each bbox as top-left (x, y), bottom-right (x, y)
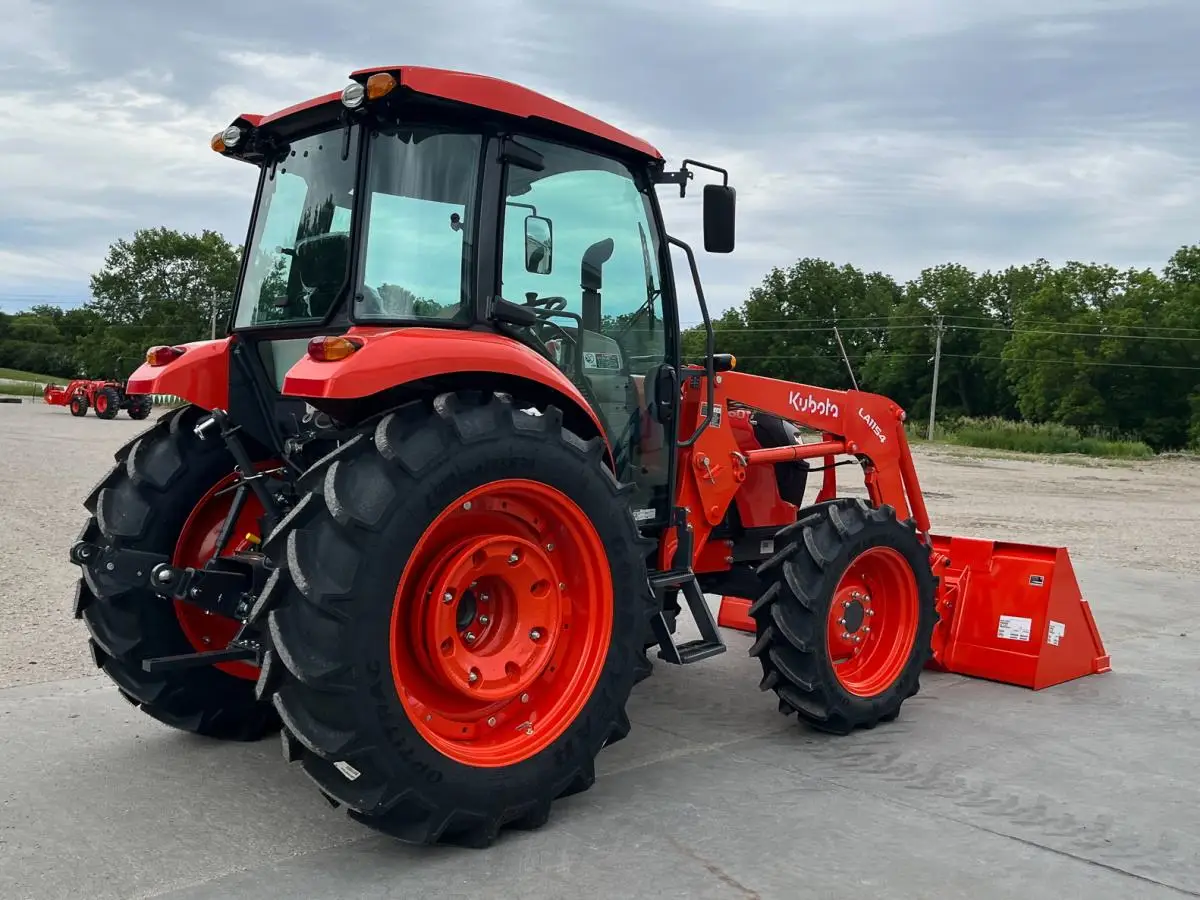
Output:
top-left (918, 416), bottom-right (1154, 459)
top-left (0, 381), bottom-right (44, 398)
top-left (0, 367), bottom-right (65, 383)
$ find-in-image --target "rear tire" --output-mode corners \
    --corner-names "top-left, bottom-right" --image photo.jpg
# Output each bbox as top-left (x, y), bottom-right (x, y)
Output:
top-left (127, 395), bottom-right (152, 420)
top-left (254, 391), bottom-right (656, 847)
top-left (73, 404), bottom-right (279, 740)
top-left (750, 499), bottom-right (936, 735)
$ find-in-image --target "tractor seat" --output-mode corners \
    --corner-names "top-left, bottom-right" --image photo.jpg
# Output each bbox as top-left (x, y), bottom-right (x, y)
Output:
top-left (294, 232), bottom-right (351, 317)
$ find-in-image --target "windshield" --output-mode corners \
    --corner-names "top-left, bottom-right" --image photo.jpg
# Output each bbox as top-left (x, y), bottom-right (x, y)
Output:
top-left (233, 127), bottom-right (358, 328)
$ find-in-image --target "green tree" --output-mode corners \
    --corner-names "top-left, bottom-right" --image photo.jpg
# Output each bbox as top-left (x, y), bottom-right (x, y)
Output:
top-left (87, 227), bottom-right (241, 339)
top-left (76, 227), bottom-right (243, 376)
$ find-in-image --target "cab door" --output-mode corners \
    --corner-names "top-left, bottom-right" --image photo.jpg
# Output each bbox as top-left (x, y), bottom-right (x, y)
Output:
top-left (497, 135), bottom-right (677, 527)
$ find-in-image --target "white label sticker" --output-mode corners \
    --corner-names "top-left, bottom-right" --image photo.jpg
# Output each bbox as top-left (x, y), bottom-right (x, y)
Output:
top-left (699, 402), bottom-right (724, 428)
top-left (997, 615), bottom-right (1032, 642)
top-left (632, 507), bottom-right (655, 522)
top-left (1029, 574), bottom-right (1045, 587)
top-left (1047, 620), bottom-right (1066, 646)
top-left (334, 760), bottom-right (362, 781)
top-left (760, 539), bottom-right (775, 555)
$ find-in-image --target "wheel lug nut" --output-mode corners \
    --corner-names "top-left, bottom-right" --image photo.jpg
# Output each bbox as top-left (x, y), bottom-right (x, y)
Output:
top-left (520, 693), bottom-right (529, 703)
top-left (559, 582), bottom-right (566, 591)
top-left (468, 669), bottom-right (479, 683)
top-left (442, 591), bottom-right (454, 604)
top-left (545, 543), bottom-right (554, 551)
top-left (465, 631), bottom-right (477, 643)
top-left (853, 636), bottom-right (861, 643)
top-left (838, 617), bottom-right (846, 625)
top-left (866, 608), bottom-right (875, 616)
top-left (863, 626), bottom-right (871, 634)
top-left (508, 553), bottom-right (519, 564)
top-left (478, 615), bottom-right (489, 625)
top-left (487, 716), bottom-right (496, 727)
top-left (841, 631), bottom-right (850, 640)
top-left (530, 629), bottom-right (542, 641)
top-left (462, 501), bottom-right (472, 510)
top-left (843, 599), bottom-right (851, 607)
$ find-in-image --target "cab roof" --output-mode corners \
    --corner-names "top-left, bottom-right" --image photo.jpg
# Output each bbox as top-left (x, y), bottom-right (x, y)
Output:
top-left (233, 65), bottom-right (663, 161)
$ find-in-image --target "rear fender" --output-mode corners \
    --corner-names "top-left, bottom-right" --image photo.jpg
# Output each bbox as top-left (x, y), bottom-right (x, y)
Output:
top-left (125, 338), bottom-right (231, 411)
top-left (281, 327), bottom-right (613, 464)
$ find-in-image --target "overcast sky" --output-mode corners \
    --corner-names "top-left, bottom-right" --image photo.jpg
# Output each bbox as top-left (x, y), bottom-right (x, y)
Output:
top-left (0, 0), bottom-right (1194, 324)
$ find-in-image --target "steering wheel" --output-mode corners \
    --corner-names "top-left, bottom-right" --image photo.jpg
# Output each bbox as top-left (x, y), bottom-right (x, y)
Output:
top-left (523, 292), bottom-right (568, 313)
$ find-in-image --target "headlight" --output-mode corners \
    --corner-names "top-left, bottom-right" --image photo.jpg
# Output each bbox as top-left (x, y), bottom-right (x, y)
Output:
top-left (341, 82), bottom-right (366, 108)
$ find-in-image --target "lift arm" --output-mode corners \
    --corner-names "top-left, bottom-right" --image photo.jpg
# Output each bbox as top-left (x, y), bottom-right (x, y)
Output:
top-left (661, 365), bottom-right (933, 571)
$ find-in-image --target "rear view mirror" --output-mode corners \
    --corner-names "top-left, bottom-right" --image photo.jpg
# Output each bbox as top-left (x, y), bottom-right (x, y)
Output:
top-left (702, 184), bottom-right (736, 254)
top-left (524, 215), bottom-right (553, 274)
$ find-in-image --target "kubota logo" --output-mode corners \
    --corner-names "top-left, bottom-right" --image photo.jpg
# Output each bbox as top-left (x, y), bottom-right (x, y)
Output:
top-left (789, 391), bottom-right (839, 418)
top-left (859, 408), bottom-right (887, 444)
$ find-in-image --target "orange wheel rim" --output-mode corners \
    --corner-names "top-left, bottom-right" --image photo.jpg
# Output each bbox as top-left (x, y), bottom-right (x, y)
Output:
top-left (171, 467), bottom-right (272, 681)
top-left (825, 546), bottom-right (919, 697)
top-left (96, 394), bottom-right (107, 413)
top-left (390, 479), bottom-right (613, 768)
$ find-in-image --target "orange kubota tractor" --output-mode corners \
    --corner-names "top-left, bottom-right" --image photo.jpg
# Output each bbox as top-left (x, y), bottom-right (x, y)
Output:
top-left (68, 66), bottom-right (1109, 848)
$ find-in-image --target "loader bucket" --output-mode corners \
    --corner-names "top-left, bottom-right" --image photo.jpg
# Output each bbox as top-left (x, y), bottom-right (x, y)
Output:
top-left (717, 595), bottom-right (756, 632)
top-left (715, 535), bottom-right (1110, 690)
top-left (925, 534), bottom-right (1110, 690)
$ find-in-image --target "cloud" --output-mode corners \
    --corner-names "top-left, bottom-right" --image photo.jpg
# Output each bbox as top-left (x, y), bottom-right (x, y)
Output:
top-left (0, 0), bottom-right (1195, 325)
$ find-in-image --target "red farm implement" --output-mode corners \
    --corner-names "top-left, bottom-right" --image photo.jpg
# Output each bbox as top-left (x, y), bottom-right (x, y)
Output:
top-left (66, 65), bottom-right (1109, 849)
top-left (43, 379), bottom-right (153, 420)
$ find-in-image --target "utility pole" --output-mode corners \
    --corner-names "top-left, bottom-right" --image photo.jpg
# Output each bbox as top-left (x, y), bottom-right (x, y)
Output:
top-left (927, 314), bottom-right (944, 441)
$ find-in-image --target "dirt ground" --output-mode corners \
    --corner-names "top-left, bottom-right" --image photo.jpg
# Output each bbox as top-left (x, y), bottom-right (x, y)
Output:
top-left (2, 400), bottom-right (1197, 690)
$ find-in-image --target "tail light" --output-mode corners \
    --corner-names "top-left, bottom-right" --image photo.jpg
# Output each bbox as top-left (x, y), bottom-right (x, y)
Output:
top-left (145, 346), bottom-right (186, 366)
top-left (307, 335), bottom-right (363, 361)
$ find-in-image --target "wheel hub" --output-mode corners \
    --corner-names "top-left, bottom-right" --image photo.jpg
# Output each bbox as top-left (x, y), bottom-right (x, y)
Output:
top-left (825, 546), bottom-right (919, 697)
top-left (841, 597), bottom-right (867, 634)
top-left (423, 534), bottom-right (563, 703)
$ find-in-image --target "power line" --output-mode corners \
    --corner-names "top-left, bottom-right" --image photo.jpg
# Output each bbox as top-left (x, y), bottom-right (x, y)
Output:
top-left (680, 316), bottom-right (1200, 335)
top-left (723, 352), bottom-right (1200, 372)
top-left (685, 322), bottom-right (1200, 343)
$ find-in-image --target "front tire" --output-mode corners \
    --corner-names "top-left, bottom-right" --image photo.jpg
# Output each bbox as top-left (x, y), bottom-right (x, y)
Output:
top-left (74, 404), bottom-right (279, 740)
top-left (254, 391), bottom-right (656, 847)
top-left (750, 499), bottom-right (936, 735)
top-left (94, 386), bottom-right (120, 420)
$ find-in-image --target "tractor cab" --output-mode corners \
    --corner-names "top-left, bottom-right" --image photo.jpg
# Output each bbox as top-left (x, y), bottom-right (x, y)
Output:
top-left (208, 67), bottom-right (736, 526)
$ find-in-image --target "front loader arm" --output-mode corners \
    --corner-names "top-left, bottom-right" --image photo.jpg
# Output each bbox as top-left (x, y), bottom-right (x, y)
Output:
top-left (662, 366), bottom-right (932, 571)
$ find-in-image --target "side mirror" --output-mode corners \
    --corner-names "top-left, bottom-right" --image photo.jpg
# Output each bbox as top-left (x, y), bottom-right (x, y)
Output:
top-left (702, 184), bottom-right (736, 254)
top-left (524, 215), bottom-right (553, 274)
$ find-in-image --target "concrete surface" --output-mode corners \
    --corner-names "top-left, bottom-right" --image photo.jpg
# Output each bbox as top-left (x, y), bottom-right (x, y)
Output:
top-left (3, 559), bottom-right (1198, 899)
top-left (3, 402), bottom-right (1199, 898)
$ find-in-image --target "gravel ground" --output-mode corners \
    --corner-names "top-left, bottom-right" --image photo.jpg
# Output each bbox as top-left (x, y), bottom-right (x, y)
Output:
top-left (2, 400), bottom-right (1197, 690)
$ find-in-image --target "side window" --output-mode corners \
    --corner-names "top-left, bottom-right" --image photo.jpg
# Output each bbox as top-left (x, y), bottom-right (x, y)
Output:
top-left (356, 128), bottom-right (483, 321)
top-left (500, 137), bottom-right (671, 515)
top-left (499, 138), bottom-right (668, 384)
